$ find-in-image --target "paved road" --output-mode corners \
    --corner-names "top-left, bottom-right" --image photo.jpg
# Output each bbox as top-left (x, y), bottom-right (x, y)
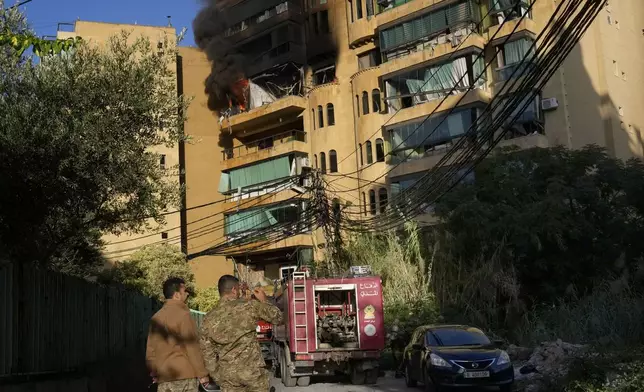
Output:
top-left (270, 375), bottom-right (409, 392)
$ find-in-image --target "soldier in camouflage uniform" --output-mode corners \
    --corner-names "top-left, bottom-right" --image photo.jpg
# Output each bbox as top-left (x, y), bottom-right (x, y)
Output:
top-left (201, 275), bottom-right (283, 392)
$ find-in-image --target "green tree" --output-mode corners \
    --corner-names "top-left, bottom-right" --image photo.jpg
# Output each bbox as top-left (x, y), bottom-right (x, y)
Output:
top-left (434, 145), bottom-right (644, 311)
top-left (189, 286), bottom-right (220, 312)
top-left (111, 244), bottom-right (195, 301)
top-left (0, 4), bottom-right (187, 266)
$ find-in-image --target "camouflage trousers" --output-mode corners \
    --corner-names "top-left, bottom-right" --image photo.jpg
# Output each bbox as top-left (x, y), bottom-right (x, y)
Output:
top-left (157, 379), bottom-right (199, 392)
top-left (217, 366), bottom-right (269, 392)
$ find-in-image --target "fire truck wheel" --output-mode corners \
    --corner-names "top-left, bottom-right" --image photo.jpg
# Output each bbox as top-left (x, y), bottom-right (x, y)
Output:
top-left (349, 364), bottom-right (366, 385)
top-left (365, 368), bottom-right (378, 385)
top-left (280, 349), bottom-right (297, 387)
top-left (296, 377), bottom-right (310, 387)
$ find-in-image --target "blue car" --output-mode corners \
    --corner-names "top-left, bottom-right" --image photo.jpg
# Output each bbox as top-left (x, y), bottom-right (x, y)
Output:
top-left (403, 325), bottom-right (514, 392)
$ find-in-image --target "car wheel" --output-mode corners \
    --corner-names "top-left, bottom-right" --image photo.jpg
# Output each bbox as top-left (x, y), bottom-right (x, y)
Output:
top-left (404, 362), bottom-right (417, 388)
top-left (350, 363), bottom-right (366, 385)
top-left (365, 368), bottom-right (378, 385)
top-left (280, 349), bottom-right (297, 387)
top-left (423, 367), bottom-right (443, 392)
top-left (296, 376), bottom-right (311, 387)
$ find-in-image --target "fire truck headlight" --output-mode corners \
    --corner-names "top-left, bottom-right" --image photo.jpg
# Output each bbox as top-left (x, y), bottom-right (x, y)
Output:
top-left (256, 325), bottom-right (261, 333)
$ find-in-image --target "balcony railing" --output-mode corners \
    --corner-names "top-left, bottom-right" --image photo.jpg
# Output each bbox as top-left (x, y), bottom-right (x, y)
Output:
top-left (222, 130), bottom-right (306, 161)
top-left (494, 60), bottom-right (537, 82)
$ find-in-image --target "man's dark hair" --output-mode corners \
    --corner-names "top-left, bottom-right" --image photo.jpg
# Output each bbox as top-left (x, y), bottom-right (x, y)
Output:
top-left (163, 277), bottom-right (185, 299)
top-left (218, 275), bottom-right (239, 295)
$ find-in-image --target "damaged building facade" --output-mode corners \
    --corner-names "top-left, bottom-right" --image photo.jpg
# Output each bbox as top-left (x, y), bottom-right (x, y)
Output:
top-left (187, 0), bottom-right (644, 286)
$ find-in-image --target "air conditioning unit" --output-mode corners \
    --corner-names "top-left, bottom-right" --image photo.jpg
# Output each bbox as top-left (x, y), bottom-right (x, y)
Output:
top-left (300, 157), bottom-right (311, 168)
top-left (541, 97), bottom-right (559, 111)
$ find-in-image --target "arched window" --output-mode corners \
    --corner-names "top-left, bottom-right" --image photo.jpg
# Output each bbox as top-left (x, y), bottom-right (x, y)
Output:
top-left (359, 143), bottom-right (364, 166)
top-left (314, 154), bottom-right (318, 168)
top-left (317, 105), bottom-right (324, 128)
top-left (378, 188), bottom-right (388, 213)
top-left (362, 91), bottom-right (369, 115)
top-left (311, 108), bottom-right (316, 130)
top-left (362, 192), bottom-right (367, 216)
top-left (369, 190), bottom-right (376, 215)
top-left (366, 140), bottom-right (373, 164)
top-left (372, 89), bottom-right (381, 112)
top-left (320, 152), bottom-right (326, 174)
top-left (327, 103), bottom-right (335, 126)
top-left (329, 150), bottom-right (338, 173)
top-left (376, 138), bottom-right (385, 162)
top-left (356, 95), bottom-right (360, 117)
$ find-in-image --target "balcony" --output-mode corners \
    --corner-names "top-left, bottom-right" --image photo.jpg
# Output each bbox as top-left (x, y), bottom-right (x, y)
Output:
top-left (224, 1), bottom-right (305, 45)
top-left (223, 94), bottom-right (307, 134)
top-left (487, 16), bottom-right (537, 45)
top-left (221, 130), bottom-right (307, 169)
top-left (246, 41), bottom-right (306, 77)
top-left (378, 0), bottom-right (481, 63)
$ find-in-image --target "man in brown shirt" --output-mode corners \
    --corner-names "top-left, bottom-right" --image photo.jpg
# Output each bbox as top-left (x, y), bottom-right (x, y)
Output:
top-left (146, 277), bottom-right (213, 392)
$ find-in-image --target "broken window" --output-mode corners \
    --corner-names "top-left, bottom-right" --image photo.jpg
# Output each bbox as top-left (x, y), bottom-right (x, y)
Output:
top-left (358, 49), bottom-right (381, 70)
top-left (313, 64), bottom-right (336, 85)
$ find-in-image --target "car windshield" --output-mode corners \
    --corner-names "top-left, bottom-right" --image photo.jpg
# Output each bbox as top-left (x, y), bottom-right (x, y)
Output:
top-left (429, 328), bottom-right (491, 347)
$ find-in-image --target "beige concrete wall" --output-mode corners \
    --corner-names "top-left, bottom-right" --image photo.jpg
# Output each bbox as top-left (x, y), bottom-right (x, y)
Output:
top-left (57, 21), bottom-right (182, 263)
top-left (178, 47), bottom-right (233, 288)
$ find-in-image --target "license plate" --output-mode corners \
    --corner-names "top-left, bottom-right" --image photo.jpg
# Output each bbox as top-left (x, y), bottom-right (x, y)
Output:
top-left (464, 371), bottom-right (490, 378)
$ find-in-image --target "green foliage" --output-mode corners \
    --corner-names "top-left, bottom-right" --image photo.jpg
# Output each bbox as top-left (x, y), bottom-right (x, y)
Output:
top-left (342, 221), bottom-right (439, 334)
top-left (0, 32), bottom-right (82, 56)
top-left (0, 2), bottom-right (187, 267)
top-left (189, 286), bottom-right (220, 312)
top-left (562, 350), bottom-right (644, 392)
top-left (111, 244), bottom-right (195, 301)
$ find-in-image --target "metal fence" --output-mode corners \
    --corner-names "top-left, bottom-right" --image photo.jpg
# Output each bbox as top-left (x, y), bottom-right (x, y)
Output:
top-left (0, 262), bottom-right (161, 379)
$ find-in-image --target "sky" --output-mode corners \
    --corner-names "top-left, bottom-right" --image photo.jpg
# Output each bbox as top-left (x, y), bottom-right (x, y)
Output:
top-left (19, 0), bottom-right (203, 47)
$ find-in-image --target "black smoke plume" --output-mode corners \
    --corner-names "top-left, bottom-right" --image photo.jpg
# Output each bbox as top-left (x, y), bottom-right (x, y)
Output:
top-left (193, 1), bottom-right (250, 112)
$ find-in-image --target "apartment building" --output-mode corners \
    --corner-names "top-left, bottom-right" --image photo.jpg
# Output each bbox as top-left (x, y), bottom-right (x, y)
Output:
top-left (185, 0), bottom-right (643, 286)
top-left (55, 0), bottom-right (643, 288)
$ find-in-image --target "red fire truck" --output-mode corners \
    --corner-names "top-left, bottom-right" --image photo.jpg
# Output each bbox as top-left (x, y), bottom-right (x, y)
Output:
top-left (269, 267), bottom-right (385, 387)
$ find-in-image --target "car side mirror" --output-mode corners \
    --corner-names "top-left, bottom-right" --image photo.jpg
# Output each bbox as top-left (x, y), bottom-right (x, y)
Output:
top-left (412, 343), bottom-right (422, 350)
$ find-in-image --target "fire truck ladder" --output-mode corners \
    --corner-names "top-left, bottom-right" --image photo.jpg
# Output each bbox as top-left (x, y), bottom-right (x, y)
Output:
top-left (292, 271), bottom-right (309, 354)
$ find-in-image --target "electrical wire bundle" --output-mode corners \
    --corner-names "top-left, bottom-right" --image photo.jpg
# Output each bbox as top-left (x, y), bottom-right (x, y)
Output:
top-left (325, 0), bottom-right (607, 233)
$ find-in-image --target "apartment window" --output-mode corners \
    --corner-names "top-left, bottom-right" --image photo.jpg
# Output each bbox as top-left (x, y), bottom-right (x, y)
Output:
top-left (388, 107), bottom-right (481, 164)
top-left (320, 10), bottom-right (330, 34)
top-left (495, 38), bottom-right (536, 81)
top-left (362, 91), bottom-right (369, 115)
top-left (329, 150), bottom-right (338, 173)
top-left (358, 49), bottom-right (381, 70)
top-left (225, 202), bottom-right (303, 236)
top-left (385, 54), bottom-right (486, 113)
top-left (489, 0), bottom-right (531, 27)
top-left (349, 0), bottom-right (354, 23)
top-left (372, 89), bottom-right (381, 112)
top-left (311, 108), bottom-right (316, 130)
top-left (320, 152), bottom-right (327, 173)
top-left (313, 64), bottom-right (336, 85)
top-left (159, 154), bottom-right (166, 170)
top-left (314, 154), bottom-right (318, 168)
top-left (359, 143), bottom-right (364, 165)
top-left (356, 95), bottom-right (360, 117)
top-left (312, 12), bottom-right (319, 35)
top-left (356, 0), bottom-right (363, 19)
top-left (378, 188), bottom-right (388, 213)
top-left (318, 105), bottom-right (324, 128)
top-left (362, 192), bottom-right (367, 215)
top-left (327, 103), bottom-right (335, 126)
top-left (369, 190), bottom-right (377, 215)
top-left (161, 232), bottom-right (168, 239)
top-left (375, 138), bottom-right (385, 162)
top-left (366, 140), bottom-right (373, 164)
top-left (379, 0), bottom-right (479, 62)
top-left (366, 0), bottom-right (374, 16)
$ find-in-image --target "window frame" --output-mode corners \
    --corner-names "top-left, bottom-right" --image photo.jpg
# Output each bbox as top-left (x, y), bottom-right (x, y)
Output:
top-left (327, 103), bottom-right (335, 126)
top-left (329, 150), bottom-right (338, 173)
top-left (366, 140), bottom-right (373, 164)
